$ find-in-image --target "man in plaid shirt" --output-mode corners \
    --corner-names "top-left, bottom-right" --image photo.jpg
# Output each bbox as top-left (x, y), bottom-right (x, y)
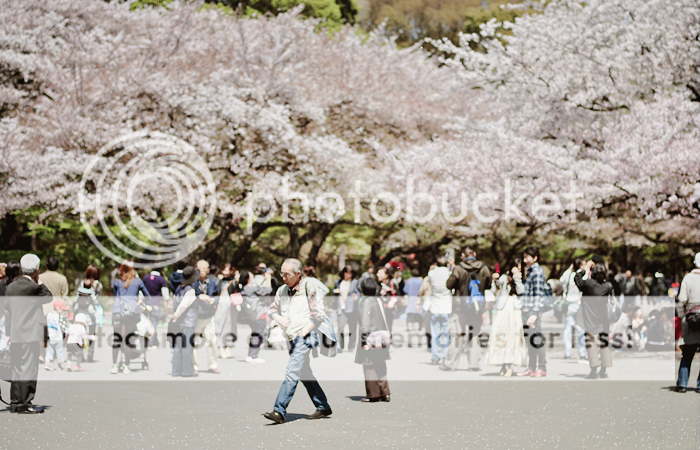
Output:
top-left (517, 246), bottom-right (548, 377)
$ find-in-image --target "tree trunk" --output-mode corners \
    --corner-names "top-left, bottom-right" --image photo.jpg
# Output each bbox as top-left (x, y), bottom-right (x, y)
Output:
top-left (306, 223), bottom-right (333, 267)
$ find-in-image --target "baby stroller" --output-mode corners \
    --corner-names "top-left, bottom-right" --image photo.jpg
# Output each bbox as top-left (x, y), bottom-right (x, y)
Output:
top-left (118, 314), bottom-right (152, 371)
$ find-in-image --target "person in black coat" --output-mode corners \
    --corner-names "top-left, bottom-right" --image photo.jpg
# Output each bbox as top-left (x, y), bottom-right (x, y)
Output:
top-left (355, 277), bottom-right (391, 402)
top-left (575, 262), bottom-right (614, 380)
top-left (4, 254), bottom-right (53, 414)
top-left (0, 260), bottom-right (21, 351)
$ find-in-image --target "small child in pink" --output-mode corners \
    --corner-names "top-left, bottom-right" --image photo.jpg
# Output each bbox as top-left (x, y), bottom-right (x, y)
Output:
top-left (66, 313), bottom-right (96, 372)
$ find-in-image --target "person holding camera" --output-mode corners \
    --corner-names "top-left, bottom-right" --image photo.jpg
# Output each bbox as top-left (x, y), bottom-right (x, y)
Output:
top-left (575, 261), bottom-right (615, 379)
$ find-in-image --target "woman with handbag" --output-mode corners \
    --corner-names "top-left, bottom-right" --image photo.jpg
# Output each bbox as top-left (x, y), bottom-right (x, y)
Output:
top-left (355, 277), bottom-right (391, 402)
top-left (574, 262), bottom-right (614, 379)
top-left (111, 260), bottom-right (150, 375)
top-left (376, 268), bottom-right (398, 334)
top-left (675, 252), bottom-right (700, 393)
top-left (486, 260), bottom-right (526, 377)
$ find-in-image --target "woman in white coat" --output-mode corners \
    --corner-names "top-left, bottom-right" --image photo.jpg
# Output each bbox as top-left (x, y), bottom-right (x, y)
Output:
top-left (487, 260), bottom-right (527, 377)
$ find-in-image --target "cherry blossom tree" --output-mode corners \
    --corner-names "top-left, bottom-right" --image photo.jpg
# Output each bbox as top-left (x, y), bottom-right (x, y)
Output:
top-left (0, 0), bottom-right (466, 263)
top-left (385, 0), bottom-right (699, 265)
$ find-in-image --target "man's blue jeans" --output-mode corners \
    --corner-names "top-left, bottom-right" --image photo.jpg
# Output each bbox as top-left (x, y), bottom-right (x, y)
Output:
top-left (563, 303), bottom-right (586, 358)
top-left (677, 344), bottom-right (700, 389)
top-left (430, 313), bottom-right (450, 362)
top-left (273, 333), bottom-right (330, 418)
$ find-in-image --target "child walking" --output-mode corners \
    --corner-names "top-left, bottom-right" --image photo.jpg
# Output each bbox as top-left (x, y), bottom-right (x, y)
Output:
top-left (45, 299), bottom-right (69, 371)
top-left (66, 313), bottom-right (96, 372)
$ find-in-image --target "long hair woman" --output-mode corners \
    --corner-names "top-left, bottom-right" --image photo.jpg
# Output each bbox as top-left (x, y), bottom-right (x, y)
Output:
top-left (215, 263), bottom-right (237, 359)
top-left (239, 269), bottom-right (272, 363)
top-left (487, 259), bottom-right (527, 377)
top-left (111, 260), bottom-right (150, 374)
top-left (355, 276), bottom-right (391, 402)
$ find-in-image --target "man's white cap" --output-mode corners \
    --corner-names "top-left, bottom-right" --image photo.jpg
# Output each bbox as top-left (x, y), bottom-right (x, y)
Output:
top-left (20, 253), bottom-right (41, 275)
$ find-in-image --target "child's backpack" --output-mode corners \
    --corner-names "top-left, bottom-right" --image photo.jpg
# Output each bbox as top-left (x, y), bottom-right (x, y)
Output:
top-left (461, 270), bottom-right (485, 313)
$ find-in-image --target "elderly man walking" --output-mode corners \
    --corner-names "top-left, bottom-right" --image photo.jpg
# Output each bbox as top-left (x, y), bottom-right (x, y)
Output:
top-left (5, 254), bottom-right (53, 414)
top-left (263, 258), bottom-right (332, 424)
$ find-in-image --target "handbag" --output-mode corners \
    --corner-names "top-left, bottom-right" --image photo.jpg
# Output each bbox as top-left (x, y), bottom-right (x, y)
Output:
top-left (367, 298), bottom-right (392, 349)
top-left (608, 293), bottom-right (622, 323)
top-left (230, 293), bottom-right (243, 306)
top-left (167, 318), bottom-right (181, 335)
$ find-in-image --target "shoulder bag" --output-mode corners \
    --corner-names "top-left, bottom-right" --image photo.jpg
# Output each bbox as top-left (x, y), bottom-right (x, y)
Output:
top-left (367, 298), bottom-right (392, 349)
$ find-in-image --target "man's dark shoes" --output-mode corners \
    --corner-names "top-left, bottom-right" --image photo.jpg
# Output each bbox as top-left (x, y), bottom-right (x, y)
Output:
top-left (263, 411), bottom-right (285, 424)
top-left (17, 406), bottom-right (44, 414)
top-left (306, 408), bottom-right (332, 419)
top-left (361, 397), bottom-right (380, 402)
top-left (381, 395), bottom-right (390, 402)
top-left (674, 386), bottom-right (687, 393)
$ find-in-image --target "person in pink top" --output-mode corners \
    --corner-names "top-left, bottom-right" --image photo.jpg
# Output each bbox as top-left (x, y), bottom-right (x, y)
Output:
top-left (66, 313), bottom-right (96, 372)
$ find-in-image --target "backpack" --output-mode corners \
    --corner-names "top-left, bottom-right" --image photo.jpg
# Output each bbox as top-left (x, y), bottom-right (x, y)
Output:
top-left (460, 270), bottom-right (485, 313)
top-left (685, 305), bottom-right (700, 332)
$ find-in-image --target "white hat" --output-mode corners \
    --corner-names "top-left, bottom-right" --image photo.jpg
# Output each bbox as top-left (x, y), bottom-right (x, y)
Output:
top-left (74, 313), bottom-right (88, 324)
top-left (654, 272), bottom-right (664, 278)
top-left (20, 253), bottom-right (40, 275)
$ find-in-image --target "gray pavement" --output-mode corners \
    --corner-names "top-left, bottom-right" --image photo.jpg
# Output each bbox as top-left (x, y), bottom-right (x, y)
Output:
top-left (2, 311), bottom-right (696, 449)
top-left (1, 381), bottom-right (697, 449)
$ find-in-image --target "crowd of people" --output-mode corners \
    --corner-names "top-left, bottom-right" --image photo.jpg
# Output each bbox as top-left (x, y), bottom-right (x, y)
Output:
top-left (0, 247), bottom-right (697, 416)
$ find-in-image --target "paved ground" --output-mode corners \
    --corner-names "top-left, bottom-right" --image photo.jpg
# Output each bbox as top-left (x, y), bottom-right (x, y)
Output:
top-left (1, 381), bottom-right (697, 450)
top-left (2, 312), bottom-right (696, 449)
